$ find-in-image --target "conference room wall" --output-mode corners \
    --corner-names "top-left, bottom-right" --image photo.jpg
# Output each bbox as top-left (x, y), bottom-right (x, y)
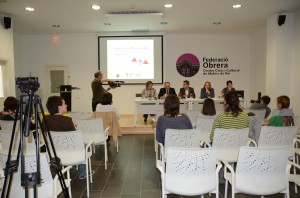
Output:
top-left (0, 21), bottom-right (16, 107)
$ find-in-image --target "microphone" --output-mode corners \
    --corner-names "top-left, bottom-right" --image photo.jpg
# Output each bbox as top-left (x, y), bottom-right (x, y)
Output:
top-left (67, 76), bottom-right (70, 85)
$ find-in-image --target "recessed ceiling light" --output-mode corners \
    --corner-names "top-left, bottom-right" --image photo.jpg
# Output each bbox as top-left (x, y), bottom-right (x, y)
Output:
top-left (52, 24), bottom-right (60, 28)
top-left (161, 22), bottom-right (168, 25)
top-left (213, 22), bottom-right (221, 25)
top-left (92, 5), bottom-right (101, 10)
top-left (164, 4), bottom-right (173, 8)
top-left (232, 4), bottom-right (242, 9)
top-left (104, 23), bottom-right (111, 26)
top-left (25, 7), bottom-right (35, 12)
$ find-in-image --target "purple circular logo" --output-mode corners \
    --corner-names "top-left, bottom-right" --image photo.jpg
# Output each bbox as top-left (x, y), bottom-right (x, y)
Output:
top-left (176, 53), bottom-right (200, 77)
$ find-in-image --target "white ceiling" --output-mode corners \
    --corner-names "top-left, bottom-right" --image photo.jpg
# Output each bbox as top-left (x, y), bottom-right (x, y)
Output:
top-left (0, 0), bottom-right (300, 35)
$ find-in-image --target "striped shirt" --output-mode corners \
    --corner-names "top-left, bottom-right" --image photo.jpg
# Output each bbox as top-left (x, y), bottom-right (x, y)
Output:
top-left (210, 112), bottom-right (249, 141)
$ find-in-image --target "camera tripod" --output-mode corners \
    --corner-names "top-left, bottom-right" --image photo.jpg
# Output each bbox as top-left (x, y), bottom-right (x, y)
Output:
top-left (1, 90), bottom-right (70, 198)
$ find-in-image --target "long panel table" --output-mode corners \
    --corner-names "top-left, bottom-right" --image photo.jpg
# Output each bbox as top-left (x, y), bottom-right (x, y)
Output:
top-left (133, 98), bottom-right (246, 126)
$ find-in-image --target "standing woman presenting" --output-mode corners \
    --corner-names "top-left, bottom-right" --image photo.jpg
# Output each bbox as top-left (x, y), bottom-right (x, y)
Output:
top-left (91, 70), bottom-right (112, 112)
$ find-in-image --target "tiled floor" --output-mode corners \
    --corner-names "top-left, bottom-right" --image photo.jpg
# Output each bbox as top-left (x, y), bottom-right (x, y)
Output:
top-left (66, 134), bottom-right (299, 198)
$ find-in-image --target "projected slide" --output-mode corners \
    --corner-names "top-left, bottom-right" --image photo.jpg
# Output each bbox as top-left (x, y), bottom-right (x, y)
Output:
top-left (99, 35), bottom-right (163, 84)
top-left (107, 40), bottom-right (154, 79)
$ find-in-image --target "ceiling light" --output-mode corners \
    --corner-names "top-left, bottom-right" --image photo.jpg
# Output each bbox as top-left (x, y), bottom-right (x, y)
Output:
top-left (164, 4), bottom-right (173, 8)
top-left (52, 24), bottom-right (60, 28)
top-left (92, 5), bottom-right (100, 10)
top-left (232, 4), bottom-right (242, 8)
top-left (104, 22), bottom-right (111, 26)
top-left (161, 22), bottom-right (168, 25)
top-left (25, 7), bottom-right (35, 12)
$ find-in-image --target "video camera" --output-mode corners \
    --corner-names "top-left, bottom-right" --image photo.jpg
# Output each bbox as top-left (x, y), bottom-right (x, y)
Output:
top-left (16, 77), bottom-right (40, 94)
top-left (250, 92), bottom-right (261, 104)
top-left (108, 81), bottom-right (124, 88)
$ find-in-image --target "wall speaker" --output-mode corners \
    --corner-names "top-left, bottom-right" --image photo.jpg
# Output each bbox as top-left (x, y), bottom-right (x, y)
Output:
top-left (278, 15), bottom-right (286, 26)
top-left (3, 17), bottom-right (11, 29)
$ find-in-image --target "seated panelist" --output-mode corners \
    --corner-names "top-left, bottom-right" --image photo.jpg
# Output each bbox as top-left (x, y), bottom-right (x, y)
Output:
top-left (158, 82), bottom-right (176, 99)
top-left (178, 80), bottom-right (195, 98)
top-left (200, 81), bottom-right (215, 98)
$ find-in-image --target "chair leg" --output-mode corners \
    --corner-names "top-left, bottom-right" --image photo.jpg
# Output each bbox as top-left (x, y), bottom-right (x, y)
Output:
top-left (86, 160), bottom-right (90, 197)
top-left (89, 157), bottom-right (93, 183)
top-left (67, 169), bottom-right (72, 198)
top-left (115, 140), bottom-right (119, 152)
top-left (225, 180), bottom-right (228, 198)
top-left (105, 142), bottom-right (108, 170)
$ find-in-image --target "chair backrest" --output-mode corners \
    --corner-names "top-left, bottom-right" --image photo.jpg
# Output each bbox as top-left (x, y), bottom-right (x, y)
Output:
top-left (196, 115), bottom-right (215, 132)
top-left (0, 153), bottom-right (54, 198)
top-left (91, 111), bottom-right (121, 141)
top-left (248, 115), bottom-right (263, 143)
top-left (246, 108), bottom-right (266, 122)
top-left (212, 128), bottom-right (250, 148)
top-left (164, 129), bottom-right (201, 159)
top-left (0, 120), bottom-right (20, 131)
top-left (258, 126), bottom-right (297, 148)
top-left (212, 128), bottom-right (250, 162)
top-left (185, 110), bottom-right (201, 127)
top-left (75, 118), bottom-right (106, 144)
top-left (271, 108), bottom-right (293, 117)
top-left (196, 116), bottom-right (215, 143)
top-left (235, 146), bottom-right (290, 195)
top-left (165, 147), bottom-right (219, 196)
top-left (0, 130), bottom-right (36, 155)
top-left (50, 130), bottom-right (85, 166)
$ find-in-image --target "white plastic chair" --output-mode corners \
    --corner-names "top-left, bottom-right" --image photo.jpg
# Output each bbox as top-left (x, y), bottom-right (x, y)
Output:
top-left (185, 110), bottom-right (200, 128)
top-left (157, 128), bottom-right (201, 170)
top-left (0, 153), bottom-right (72, 197)
top-left (257, 126), bottom-right (297, 157)
top-left (246, 108), bottom-right (266, 121)
top-left (212, 128), bottom-right (251, 163)
top-left (75, 118), bottom-right (109, 169)
top-left (49, 130), bottom-right (93, 197)
top-left (223, 146), bottom-right (291, 198)
top-left (157, 147), bottom-right (222, 198)
top-left (0, 130), bottom-right (38, 155)
top-left (0, 120), bottom-right (20, 131)
top-left (289, 160), bottom-right (300, 194)
top-left (195, 115), bottom-right (215, 146)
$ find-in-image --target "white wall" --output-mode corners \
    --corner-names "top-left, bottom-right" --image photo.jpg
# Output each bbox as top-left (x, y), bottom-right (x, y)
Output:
top-left (0, 18), bottom-right (16, 109)
top-left (249, 28), bottom-right (267, 101)
top-left (14, 33), bottom-right (252, 114)
top-left (291, 10), bottom-right (300, 117)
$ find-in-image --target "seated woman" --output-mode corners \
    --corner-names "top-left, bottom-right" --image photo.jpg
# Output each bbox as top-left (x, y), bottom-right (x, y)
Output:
top-left (220, 80), bottom-right (235, 98)
top-left (0, 96), bottom-right (18, 120)
top-left (142, 81), bottom-right (157, 122)
top-left (96, 92), bottom-right (120, 120)
top-left (210, 91), bottom-right (249, 141)
top-left (155, 95), bottom-right (193, 145)
top-left (201, 98), bottom-right (216, 116)
top-left (200, 81), bottom-right (215, 99)
top-left (264, 95), bottom-right (294, 126)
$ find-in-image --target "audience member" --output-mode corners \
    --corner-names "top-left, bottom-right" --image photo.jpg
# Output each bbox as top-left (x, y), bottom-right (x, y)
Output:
top-left (141, 81), bottom-right (157, 121)
top-left (264, 95), bottom-right (294, 126)
top-left (96, 92), bottom-right (120, 120)
top-left (178, 80), bottom-right (196, 98)
top-left (42, 96), bottom-right (89, 180)
top-left (221, 80), bottom-right (235, 97)
top-left (201, 98), bottom-right (216, 116)
top-left (210, 91), bottom-right (249, 141)
top-left (155, 95), bottom-right (193, 145)
top-left (200, 81), bottom-right (215, 98)
top-left (158, 81), bottom-right (176, 99)
top-left (0, 96), bottom-right (18, 120)
top-left (249, 95), bottom-right (271, 118)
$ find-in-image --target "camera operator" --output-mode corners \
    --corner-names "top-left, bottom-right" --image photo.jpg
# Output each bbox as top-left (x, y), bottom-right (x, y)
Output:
top-left (249, 95), bottom-right (271, 118)
top-left (91, 70), bottom-right (113, 112)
